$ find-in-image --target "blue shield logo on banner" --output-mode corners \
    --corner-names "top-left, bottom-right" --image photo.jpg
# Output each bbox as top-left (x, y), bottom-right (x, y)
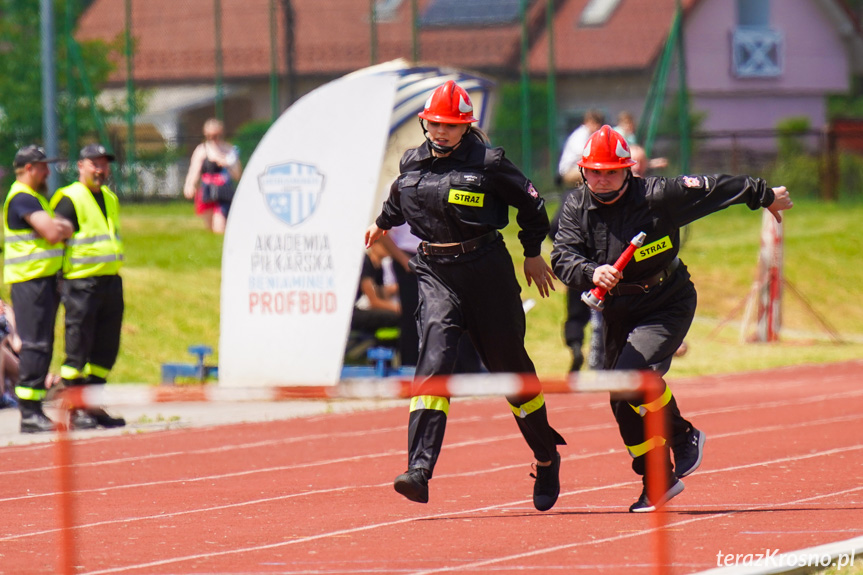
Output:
top-left (259, 162), bottom-right (325, 226)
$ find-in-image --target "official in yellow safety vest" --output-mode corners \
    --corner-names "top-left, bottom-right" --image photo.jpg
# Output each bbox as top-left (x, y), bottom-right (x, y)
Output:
top-left (51, 144), bottom-right (126, 430)
top-left (3, 145), bottom-right (74, 433)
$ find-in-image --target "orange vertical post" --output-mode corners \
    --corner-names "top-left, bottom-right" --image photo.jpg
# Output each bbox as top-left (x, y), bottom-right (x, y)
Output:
top-left (55, 412), bottom-right (76, 575)
top-left (643, 374), bottom-right (670, 575)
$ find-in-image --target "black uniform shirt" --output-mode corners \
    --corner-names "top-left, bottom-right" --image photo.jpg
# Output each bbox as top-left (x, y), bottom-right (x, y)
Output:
top-left (54, 190), bottom-right (108, 233)
top-left (551, 174), bottom-right (775, 292)
top-left (375, 132), bottom-right (549, 257)
top-left (6, 193), bottom-right (44, 230)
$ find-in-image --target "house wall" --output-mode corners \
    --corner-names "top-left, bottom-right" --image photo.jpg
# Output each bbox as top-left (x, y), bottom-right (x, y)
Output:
top-left (555, 73), bottom-right (653, 137)
top-left (686, 0), bottom-right (849, 143)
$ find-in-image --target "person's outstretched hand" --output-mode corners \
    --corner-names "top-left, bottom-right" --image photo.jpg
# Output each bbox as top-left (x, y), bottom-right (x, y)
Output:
top-left (524, 255), bottom-right (557, 298)
top-left (767, 186), bottom-right (793, 223)
top-left (364, 223), bottom-right (386, 248)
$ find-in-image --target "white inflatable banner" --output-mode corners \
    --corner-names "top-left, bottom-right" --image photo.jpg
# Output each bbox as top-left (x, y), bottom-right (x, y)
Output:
top-left (218, 73), bottom-right (396, 386)
top-left (219, 62), bottom-right (492, 387)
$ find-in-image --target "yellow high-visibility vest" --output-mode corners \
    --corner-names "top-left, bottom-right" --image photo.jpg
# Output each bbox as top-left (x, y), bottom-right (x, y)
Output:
top-left (51, 181), bottom-right (123, 279)
top-left (2, 182), bottom-right (65, 284)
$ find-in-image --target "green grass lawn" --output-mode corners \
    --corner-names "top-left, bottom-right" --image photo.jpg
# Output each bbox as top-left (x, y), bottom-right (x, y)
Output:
top-left (5, 198), bottom-right (858, 385)
top-left (511, 197), bottom-right (863, 379)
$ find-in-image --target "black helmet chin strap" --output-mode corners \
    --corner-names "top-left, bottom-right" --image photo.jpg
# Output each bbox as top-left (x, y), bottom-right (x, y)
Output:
top-left (584, 169), bottom-right (632, 203)
top-left (419, 117), bottom-right (467, 155)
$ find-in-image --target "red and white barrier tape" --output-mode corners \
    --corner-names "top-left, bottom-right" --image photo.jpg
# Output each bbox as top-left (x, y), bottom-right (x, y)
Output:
top-left (58, 371), bottom-right (661, 408)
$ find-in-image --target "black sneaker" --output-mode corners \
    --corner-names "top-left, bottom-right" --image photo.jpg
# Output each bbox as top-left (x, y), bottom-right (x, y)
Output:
top-left (629, 477), bottom-right (685, 513)
top-left (71, 409), bottom-right (99, 430)
top-left (87, 407), bottom-right (126, 428)
top-left (394, 468), bottom-right (429, 503)
top-left (21, 411), bottom-right (57, 434)
top-left (673, 428), bottom-right (705, 478)
top-left (531, 452), bottom-right (561, 511)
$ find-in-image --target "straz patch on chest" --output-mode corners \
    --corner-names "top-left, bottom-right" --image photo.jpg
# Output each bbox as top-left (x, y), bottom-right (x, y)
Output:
top-left (634, 235), bottom-right (672, 261)
top-left (448, 189), bottom-right (484, 207)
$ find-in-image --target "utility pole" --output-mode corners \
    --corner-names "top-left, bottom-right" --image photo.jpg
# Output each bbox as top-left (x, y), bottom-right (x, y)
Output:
top-left (214, 0), bottom-right (224, 121)
top-left (269, 0), bottom-right (280, 120)
top-left (519, 0), bottom-right (531, 176)
top-left (40, 0), bottom-right (60, 192)
top-left (281, 0), bottom-right (296, 106)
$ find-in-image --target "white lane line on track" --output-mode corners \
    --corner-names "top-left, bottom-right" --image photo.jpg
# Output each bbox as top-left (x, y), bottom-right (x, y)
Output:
top-left (8, 441), bottom-right (855, 574)
top-left (73, 455), bottom-right (863, 575)
top-left (407, 484), bottom-right (863, 575)
top-left (8, 432), bottom-right (862, 547)
top-left (1, 364), bottom-right (856, 455)
top-left (4, 386), bottom-right (861, 479)
top-left (6, 407), bottom-right (862, 510)
top-left (0, 447), bottom-right (622, 542)
top-left (0, 423), bottom-right (408, 476)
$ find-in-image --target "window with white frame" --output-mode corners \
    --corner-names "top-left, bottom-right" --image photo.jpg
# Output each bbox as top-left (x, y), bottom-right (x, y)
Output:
top-left (732, 0), bottom-right (783, 77)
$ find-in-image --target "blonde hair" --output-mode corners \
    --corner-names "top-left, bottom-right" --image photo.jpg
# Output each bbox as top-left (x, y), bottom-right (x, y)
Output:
top-left (469, 126), bottom-right (490, 145)
top-left (203, 118), bottom-right (225, 139)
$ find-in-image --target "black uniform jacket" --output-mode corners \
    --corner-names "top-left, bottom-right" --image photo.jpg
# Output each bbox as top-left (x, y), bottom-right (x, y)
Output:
top-left (375, 132), bottom-right (549, 259)
top-left (551, 174), bottom-right (775, 293)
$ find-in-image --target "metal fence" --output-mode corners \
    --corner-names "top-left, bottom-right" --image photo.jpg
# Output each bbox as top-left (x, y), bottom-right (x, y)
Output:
top-left (9, 1), bottom-right (863, 201)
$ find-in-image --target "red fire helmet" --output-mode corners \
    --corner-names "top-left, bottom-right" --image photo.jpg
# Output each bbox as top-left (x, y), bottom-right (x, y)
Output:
top-left (577, 125), bottom-right (637, 170)
top-left (418, 80), bottom-right (478, 124)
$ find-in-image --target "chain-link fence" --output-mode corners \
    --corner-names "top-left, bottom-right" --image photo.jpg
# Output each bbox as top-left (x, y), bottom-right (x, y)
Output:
top-left (5, 1), bottom-right (862, 201)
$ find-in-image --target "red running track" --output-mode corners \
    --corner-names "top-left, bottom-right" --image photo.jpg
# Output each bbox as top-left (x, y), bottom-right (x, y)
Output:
top-left (1, 360), bottom-right (862, 575)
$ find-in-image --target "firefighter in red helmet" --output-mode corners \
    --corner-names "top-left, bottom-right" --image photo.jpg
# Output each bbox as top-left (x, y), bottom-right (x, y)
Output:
top-left (366, 80), bottom-right (565, 510)
top-left (551, 125), bottom-right (793, 512)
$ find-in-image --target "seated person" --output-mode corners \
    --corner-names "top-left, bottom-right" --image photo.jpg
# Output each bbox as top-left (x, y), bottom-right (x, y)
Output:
top-left (350, 244), bottom-right (401, 340)
top-left (0, 300), bottom-right (20, 407)
top-left (0, 300), bottom-right (61, 409)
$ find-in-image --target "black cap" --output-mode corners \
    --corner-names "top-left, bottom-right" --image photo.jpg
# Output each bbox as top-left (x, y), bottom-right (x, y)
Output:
top-left (13, 145), bottom-right (60, 168)
top-left (79, 144), bottom-right (116, 162)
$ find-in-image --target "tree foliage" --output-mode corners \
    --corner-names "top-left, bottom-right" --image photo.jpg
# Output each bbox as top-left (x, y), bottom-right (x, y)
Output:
top-left (0, 0), bottom-right (124, 191)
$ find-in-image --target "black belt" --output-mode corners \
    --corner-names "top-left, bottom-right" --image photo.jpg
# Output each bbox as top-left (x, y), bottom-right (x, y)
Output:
top-left (610, 257), bottom-right (680, 296)
top-left (420, 231), bottom-right (500, 257)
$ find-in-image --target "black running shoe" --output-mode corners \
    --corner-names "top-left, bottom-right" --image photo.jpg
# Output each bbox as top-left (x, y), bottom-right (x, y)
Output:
top-left (20, 411), bottom-right (57, 434)
top-left (531, 452), bottom-right (561, 511)
top-left (87, 407), bottom-right (126, 428)
top-left (673, 427), bottom-right (705, 478)
top-left (70, 409), bottom-right (99, 430)
top-left (629, 477), bottom-right (685, 513)
top-left (394, 468), bottom-right (429, 503)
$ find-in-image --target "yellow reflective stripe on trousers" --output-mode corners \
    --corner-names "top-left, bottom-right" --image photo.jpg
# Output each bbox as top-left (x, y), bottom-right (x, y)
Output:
top-left (508, 392), bottom-right (545, 419)
top-left (626, 435), bottom-right (667, 458)
top-left (629, 382), bottom-right (673, 416)
top-left (15, 387), bottom-right (47, 401)
top-left (409, 395), bottom-right (450, 415)
top-left (87, 363), bottom-right (110, 379)
top-left (61, 365), bottom-right (87, 380)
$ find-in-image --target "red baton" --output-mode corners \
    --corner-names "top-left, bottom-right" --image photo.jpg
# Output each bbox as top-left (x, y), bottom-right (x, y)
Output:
top-left (581, 231), bottom-right (647, 311)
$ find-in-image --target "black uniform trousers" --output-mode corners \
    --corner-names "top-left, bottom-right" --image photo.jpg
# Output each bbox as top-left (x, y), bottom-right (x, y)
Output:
top-left (61, 275), bottom-right (124, 385)
top-left (392, 256), bottom-right (421, 367)
top-left (406, 241), bottom-right (564, 475)
top-left (11, 276), bottom-right (60, 408)
top-left (602, 268), bottom-right (696, 478)
top-left (563, 290), bottom-right (591, 349)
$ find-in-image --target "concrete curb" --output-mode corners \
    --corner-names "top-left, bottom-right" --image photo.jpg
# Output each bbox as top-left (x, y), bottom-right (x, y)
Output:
top-left (0, 397), bottom-right (407, 446)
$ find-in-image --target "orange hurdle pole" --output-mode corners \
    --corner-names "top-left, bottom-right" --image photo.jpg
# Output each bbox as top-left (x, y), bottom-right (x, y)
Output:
top-left (643, 375), bottom-right (671, 575)
top-left (55, 408), bottom-right (76, 575)
top-left (60, 370), bottom-right (672, 573)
